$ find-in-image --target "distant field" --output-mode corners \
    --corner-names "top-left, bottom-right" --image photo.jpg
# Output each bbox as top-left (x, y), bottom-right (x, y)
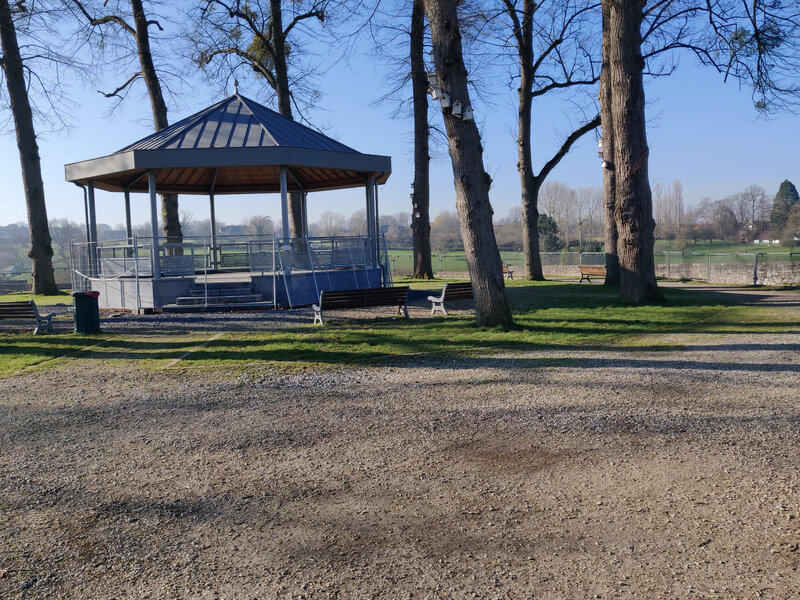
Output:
top-left (388, 250), bottom-right (524, 275)
top-left (388, 242), bottom-right (799, 275)
top-left (655, 240), bottom-right (796, 253)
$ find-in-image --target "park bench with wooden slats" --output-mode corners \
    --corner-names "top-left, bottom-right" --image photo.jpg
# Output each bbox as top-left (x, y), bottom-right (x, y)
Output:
top-left (313, 286), bottom-right (410, 324)
top-left (428, 281), bottom-right (474, 316)
top-left (0, 300), bottom-right (55, 334)
top-left (502, 264), bottom-right (515, 280)
top-left (579, 264), bottom-right (606, 283)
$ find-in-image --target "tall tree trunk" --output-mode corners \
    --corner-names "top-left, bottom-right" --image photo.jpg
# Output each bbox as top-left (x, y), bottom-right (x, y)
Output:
top-left (424, 0), bottom-right (512, 328)
top-left (410, 0), bottom-right (433, 279)
top-left (0, 0), bottom-right (57, 295)
top-left (608, 0), bottom-right (659, 302)
top-left (600, 0), bottom-right (619, 284)
top-left (129, 0), bottom-right (182, 249)
top-left (514, 1), bottom-right (544, 281)
top-left (269, 0), bottom-right (304, 238)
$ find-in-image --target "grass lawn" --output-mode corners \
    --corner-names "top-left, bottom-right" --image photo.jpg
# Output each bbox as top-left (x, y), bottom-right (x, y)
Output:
top-left (0, 290), bottom-right (73, 304)
top-left (1, 281), bottom-right (796, 378)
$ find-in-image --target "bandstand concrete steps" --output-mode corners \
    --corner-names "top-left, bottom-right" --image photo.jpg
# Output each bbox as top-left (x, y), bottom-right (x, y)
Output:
top-left (171, 280), bottom-right (268, 308)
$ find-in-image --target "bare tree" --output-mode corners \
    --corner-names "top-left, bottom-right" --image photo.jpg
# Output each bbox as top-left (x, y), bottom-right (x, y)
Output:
top-left (653, 179), bottom-right (684, 239)
top-left (362, 0), bottom-right (437, 278)
top-left (490, 0), bottom-right (599, 279)
top-left (539, 181), bottom-right (573, 246)
top-left (607, 0), bottom-right (660, 302)
top-left (598, 0), bottom-right (618, 283)
top-left (244, 215), bottom-right (277, 236)
top-left (70, 0), bottom-right (183, 249)
top-left (409, 0), bottom-right (434, 279)
top-left (191, 0), bottom-right (345, 238)
top-left (600, 0), bottom-right (800, 300)
top-left (424, 0), bottom-right (512, 328)
top-left (0, 0), bottom-right (58, 294)
top-left (313, 211), bottom-right (346, 237)
top-left (575, 186), bottom-right (601, 246)
top-left (49, 218), bottom-right (84, 256)
top-left (347, 208), bottom-right (367, 236)
top-left (742, 184), bottom-right (769, 239)
top-left (430, 210), bottom-right (462, 252)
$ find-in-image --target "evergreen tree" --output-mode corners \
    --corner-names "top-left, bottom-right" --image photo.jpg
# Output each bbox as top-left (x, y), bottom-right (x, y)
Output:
top-left (782, 205), bottom-right (800, 247)
top-left (538, 215), bottom-right (561, 252)
top-left (770, 180), bottom-right (800, 233)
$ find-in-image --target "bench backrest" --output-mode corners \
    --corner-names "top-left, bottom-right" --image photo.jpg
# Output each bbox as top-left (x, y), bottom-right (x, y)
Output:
top-left (443, 281), bottom-right (474, 301)
top-left (579, 265), bottom-right (606, 275)
top-left (320, 286), bottom-right (409, 310)
top-left (0, 300), bottom-right (37, 319)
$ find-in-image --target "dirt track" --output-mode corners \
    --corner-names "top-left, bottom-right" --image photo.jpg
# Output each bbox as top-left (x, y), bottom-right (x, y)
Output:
top-left (1, 287), bottom-right (799, 598)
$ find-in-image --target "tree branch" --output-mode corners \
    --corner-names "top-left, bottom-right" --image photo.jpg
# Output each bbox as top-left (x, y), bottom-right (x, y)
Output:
top-left (535, 114), bottom-right (601, 183)
top-left (100, 72), bottom-right (141, 98)
top-left (284, 7), bottom-right (325, 37)
top-left (70, 0), bottom-right (135, 36)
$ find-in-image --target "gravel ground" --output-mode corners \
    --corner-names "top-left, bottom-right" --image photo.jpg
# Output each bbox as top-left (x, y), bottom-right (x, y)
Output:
top-left (1, 286), bottom-right (799, 598)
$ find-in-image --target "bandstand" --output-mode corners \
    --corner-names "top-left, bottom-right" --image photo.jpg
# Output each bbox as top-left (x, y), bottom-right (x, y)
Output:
top-left (64, 92), bottom-right (392, 311)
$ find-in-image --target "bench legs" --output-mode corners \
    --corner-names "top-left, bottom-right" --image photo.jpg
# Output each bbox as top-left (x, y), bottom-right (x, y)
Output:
top-left (430, 300), bottom-right (447, 316)
top-left (33, 317), bottom-right (53, 335)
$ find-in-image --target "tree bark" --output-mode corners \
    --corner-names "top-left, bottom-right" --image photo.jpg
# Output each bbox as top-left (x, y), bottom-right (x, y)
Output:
top-left (608, 0), bottom-right (659, 302)
top-left (512, 0), bottom-right (545, 281)
top-left (600, 0), bottom-right (619, 284)
top-left (504, 0), bottom-right (598, 281)
top-left (424, 0), bottom-right (512, 328)
top-left (0, 0), bottom-right (57, 294)
top-left (129, 0), bottom-right (182, 249)
top-left (269, 0), bottom-right (304, 238)
top-left (410, 0), bottom-right (433, 279)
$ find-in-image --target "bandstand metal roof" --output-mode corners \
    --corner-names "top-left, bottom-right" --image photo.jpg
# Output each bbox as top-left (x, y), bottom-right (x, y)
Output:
top-left (64, 93), bottom-right (391, 194)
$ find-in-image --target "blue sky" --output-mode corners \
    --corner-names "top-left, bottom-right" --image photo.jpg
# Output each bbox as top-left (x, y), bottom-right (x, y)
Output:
top-left (1, 36), bottom-right (798, 229)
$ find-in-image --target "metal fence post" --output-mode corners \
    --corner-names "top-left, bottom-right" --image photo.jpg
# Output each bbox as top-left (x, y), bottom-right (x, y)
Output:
top-left (666, 251), bottom-right (671, 279)
top-left (707, 253), bottom-right (711, 283)
top-left (752, 253), bottom-right (759, 286)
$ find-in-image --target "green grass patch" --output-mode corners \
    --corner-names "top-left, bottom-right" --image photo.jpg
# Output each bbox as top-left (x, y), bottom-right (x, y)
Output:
top-left (0, 290), bottom-right (73, 304)
top-left (0, 281), bottom-right (796, 377)
top-left (0, 332), bottom-right (220, 376)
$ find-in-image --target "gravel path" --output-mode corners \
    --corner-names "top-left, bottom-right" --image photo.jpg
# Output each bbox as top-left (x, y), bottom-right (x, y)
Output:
top-left (1, 286), bottom-right (799, 598)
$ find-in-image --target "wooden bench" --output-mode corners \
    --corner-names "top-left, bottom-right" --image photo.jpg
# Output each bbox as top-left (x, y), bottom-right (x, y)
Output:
top-left (579, 264), bottom-right (606, 282)
top-left (428, 281), bottom-right (473, 316)
top-left (313, 286), bottom-right (410, 324)
top-left (0, 300), bottom-right (55, 334)
top-left (502, 264), bottom-right (514, 280)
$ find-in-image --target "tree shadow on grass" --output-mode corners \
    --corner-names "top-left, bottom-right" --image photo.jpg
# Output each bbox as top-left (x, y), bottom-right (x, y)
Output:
top-left (2, 283), bottom-right (797, 370)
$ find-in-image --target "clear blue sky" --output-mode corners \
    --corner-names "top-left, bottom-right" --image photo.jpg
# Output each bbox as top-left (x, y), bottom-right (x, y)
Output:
top-left (1, 39), bottom-right (798, 229)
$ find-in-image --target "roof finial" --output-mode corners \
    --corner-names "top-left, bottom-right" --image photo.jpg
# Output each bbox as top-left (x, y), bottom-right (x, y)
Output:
top-left (234, 78), bottom-right (239, 95)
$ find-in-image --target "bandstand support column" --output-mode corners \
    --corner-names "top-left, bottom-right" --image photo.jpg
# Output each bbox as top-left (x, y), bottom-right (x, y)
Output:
top-left (209, 192), bottom-right (218, 270)
top-left (280, 166), bottom-right (289, 241)
top-left (87, 181), bottom-right (98, 277)
top-left (124, 189), bottom-right (132, 240)
top-left (148, 170), bottom-right (161, 280)
top-left (374, 181), bottom-right (381, 265)
top-left (302, 191), bottom-right (309, 237)
top-left (365, 174), bottom-right (377, 268)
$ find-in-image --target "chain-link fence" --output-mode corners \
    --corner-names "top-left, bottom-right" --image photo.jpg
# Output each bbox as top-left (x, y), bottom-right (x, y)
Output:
top-left (387, 250), bottom-right (800, 286)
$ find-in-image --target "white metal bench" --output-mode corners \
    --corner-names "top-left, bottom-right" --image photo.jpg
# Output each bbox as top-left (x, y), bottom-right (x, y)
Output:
top-left (0, 300), bottom-right (55, 334)
top-left (427, 281), bottom-right (473, 316)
